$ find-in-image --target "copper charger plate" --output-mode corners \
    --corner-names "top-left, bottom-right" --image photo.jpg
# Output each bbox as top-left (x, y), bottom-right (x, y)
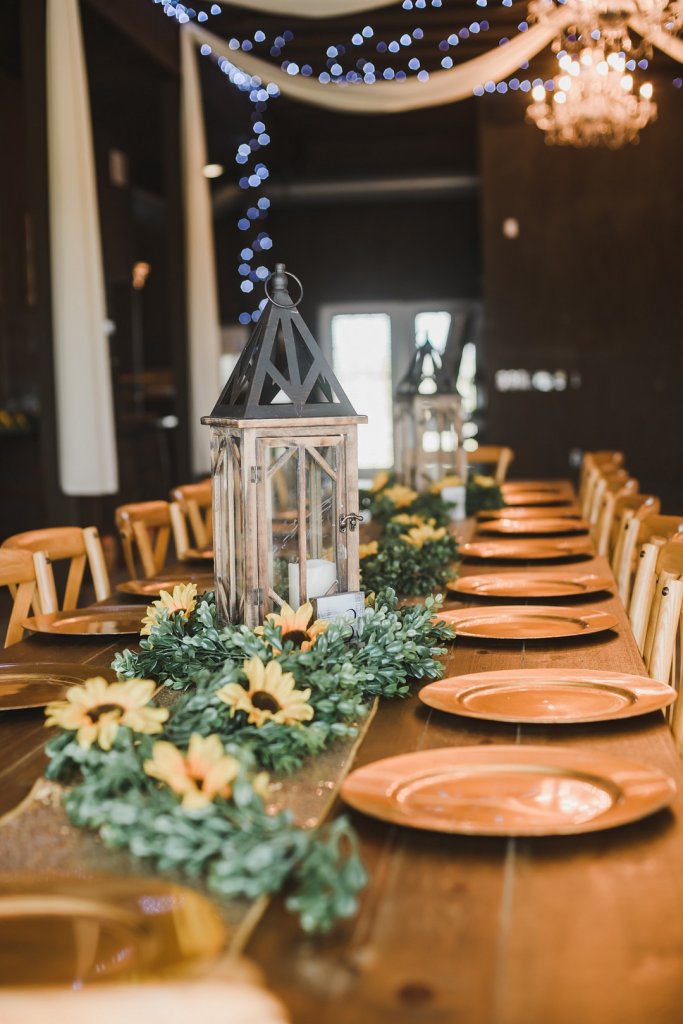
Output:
top-left (0, 874), bottom-right (226, 986)
top-left (0, 663), bottom-right (116, 711)
top-left (435, 605), bottom-right (618, 640)
top-left (502, 480), bottom-right (573, 494)
top-left (419, 668), bottom-right (675, 724)
top-left (446, 571), bottom-right (612, 599)
top-left (117, 574), bottom-right (214, 598)
top-left (340, 745), bottom-right (675, 836)
top-left (477, 517), bottom-right (589, 537)
top-left (478, 505), bottom-right (581, 521)
top-left (502, 492), bottom-right (575, 507)
top-left (22, 607), bottom-right (145, 638)
top-left (460, 538), bottom-right (594, 561)
top-left (178, 548), bottom-right (214, 563)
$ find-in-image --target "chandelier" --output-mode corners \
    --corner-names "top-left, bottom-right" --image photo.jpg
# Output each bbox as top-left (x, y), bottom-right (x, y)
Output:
top-left (529, 0), bottom-right (683, 57)
top-left (526, 46), bottom-right (656, 146)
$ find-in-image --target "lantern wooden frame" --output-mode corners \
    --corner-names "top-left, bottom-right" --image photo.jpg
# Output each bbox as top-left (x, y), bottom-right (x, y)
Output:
top-left (394, 393), bottom-right (466, 490)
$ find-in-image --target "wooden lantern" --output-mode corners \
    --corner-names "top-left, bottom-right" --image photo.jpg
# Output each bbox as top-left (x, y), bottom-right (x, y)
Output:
top-left (202, 265), bottom-right (367, 628)
top-left (393, 338), bottom-right (466, 490)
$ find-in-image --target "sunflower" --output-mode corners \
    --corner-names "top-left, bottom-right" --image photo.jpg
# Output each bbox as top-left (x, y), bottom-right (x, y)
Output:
top-left (400, 524), bottom-right (448, 548)
top-left (369, 470), bottom-right (391, 493)
top-left (430, 475), bottom-right (463, 495)
top-left (389, 513), bottom-right (429, 527)
top-left (45, 677), bottom-right (168, 750)
top-left (473, 474), bottom-right (496, 488)
top-left (359, 541), bottom-right (379, 560)
top-left (216, 656), bottom-right (314, 728)
top-left (141, 583), bottom-right (198, 636)
top-left (256, 600), bottom-right (328, 652)
top-left (381, 484), bottom-right (418, 509)
top-left (144, 733), bottom-right (241, 810)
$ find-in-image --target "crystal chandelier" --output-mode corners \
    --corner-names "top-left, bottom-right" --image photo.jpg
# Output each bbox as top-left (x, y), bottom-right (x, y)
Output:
top-left (529, 0), bottom-right (683, 57)
top-left (526, 46), bottom-right (657, 146)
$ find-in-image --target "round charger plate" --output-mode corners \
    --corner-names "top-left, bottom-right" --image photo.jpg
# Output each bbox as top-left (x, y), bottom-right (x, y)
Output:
top-left (503, 493), bottom-right (575, 507)
top-left (502, 480), bottom-right (573, 494)
top-left (460, 538), bottom-right (594, 561)
top-left (0, 874), bottom-right (226, 986)
top-left (419, 669), bottom-right (676, 724)
top-left (340, 745), bottom-right (676, 836)
top-left (478, 505), bottom-right (581, 521)
top-left (117, 574), bottom-right (214, 598)
top-left (22, 607), bottom-right (145, 638)
top-left (477, 517), bottom-right (589, 536)
top-left (0, 664), bottom-right (116, 711)
top-left (446, 571), bottom-right (612, 599)
top-left (435, 605), bottom-right (618, 640)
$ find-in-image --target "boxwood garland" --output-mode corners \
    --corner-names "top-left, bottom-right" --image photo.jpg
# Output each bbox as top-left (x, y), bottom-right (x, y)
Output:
top-left (44, 588), bottom-right (454, 934)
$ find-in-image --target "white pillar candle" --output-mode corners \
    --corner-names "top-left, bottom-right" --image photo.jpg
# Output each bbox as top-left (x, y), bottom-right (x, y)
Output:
top-left (288, 558), bottom-right (337, 607)
top-left (441, 485), bottom-right (467, 521)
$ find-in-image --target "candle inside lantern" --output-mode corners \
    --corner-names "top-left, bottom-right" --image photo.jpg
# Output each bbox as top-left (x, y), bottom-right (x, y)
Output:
top-left (288, 558), bottom-right (337, 607)
top-left (442, 485), bottom-right (467, 521)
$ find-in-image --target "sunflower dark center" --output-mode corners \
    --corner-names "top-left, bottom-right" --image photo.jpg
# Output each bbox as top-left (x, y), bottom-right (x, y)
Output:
top-left (282, 628), bottom-right (310, 646)
top-left (87, 703), bottom-right (123, 722)
top-left (251, 691), bottom-right (281, 713)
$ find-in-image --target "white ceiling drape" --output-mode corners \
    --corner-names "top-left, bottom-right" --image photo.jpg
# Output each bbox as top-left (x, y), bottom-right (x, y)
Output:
top-left (46, 0), bottom-right (119, 495)
top-left (213, 0), bottom-right (403, 16)
top-left (181, 29), bottom-right (223, 474)
top-left (187, 10), bottom-right (572, 113)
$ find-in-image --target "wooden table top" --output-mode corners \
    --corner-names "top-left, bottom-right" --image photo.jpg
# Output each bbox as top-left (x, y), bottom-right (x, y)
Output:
top-left (1, 492), bottom-right (683, 1023)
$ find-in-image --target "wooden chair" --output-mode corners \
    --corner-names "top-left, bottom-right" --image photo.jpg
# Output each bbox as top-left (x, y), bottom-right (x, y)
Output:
top-left (169, 480), bottom-right (212, 559)
top-left (578, 451), bottom-right (625, 510)
top-left (0, 549), bottom-right (38, 646)
top-left (1, 526), bottom-right (110, 615)
top-left (606, 493), bottom-right (661, 567)
top-left (466, 445), bottom-right (514, 484)
top-left (115, 500), bottom-right (172, 579)
top-left (594, 491), bottom-right (658, 557)
top-left (584, 467), bottom-right (636, 524)
top-left (616, 514), bottom-right (683, 607)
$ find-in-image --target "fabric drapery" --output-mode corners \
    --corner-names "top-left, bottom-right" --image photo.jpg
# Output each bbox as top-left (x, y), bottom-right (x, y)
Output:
top-left (181, 29), bottom-right (223, 475)
top-left (187, 11), bottom-right (572, 113)
top-left (46, 0), bottom-right (118, 495)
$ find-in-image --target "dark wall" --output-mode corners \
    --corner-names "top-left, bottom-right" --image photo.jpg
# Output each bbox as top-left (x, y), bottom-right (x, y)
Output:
top-left (480, 88), bottom-right (683, 511)
top-left (216, 192), bottom-right (481, 326)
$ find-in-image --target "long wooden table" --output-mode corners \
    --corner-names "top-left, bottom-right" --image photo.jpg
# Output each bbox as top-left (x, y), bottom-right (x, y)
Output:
top-left (2, 494), bottom-right (683, 1022)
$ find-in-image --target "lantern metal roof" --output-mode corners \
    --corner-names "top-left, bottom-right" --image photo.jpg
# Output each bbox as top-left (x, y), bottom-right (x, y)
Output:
top-left (208, 264), bottom-right (357, 420)
top-left (396, 337), bottom-right (444, 398)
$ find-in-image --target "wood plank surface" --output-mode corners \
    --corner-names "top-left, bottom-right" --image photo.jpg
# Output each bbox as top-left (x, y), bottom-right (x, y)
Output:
top-left (1, 490), bottom-right (683, 1023)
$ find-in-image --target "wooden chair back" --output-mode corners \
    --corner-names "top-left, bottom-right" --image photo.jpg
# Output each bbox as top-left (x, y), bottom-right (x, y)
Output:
top-left (466, 445), bottom-right (514, 484)
top-left (115, 501), bottom-right (172, 579)
top-left (0, 549), bottom-right (37, 646)
top-left (607, 493), bottom-right (660, 568)
top-left (585, 468), bottom-right (636, 525)
top-left (1, 526), bottom-right (110, 615)
top-left (594, 491), bottom-right (659, 558)
top-left (169, 480), bottom-right (212, 557)
top-left (578, 451), bottom-right (625, 509)
top-left (616, 514), bottom-right (683, 606)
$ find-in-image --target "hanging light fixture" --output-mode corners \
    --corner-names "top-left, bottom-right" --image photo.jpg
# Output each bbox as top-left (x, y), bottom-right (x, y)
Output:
top-left (526, 45), bottom-right (657, 146)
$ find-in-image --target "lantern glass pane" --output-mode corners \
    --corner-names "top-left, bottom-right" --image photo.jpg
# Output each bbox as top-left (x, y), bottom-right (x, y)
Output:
top-left (230, 437), bottom-right (245, 619)
top-left (266, 445), bottom-right (300, 609)
top-left (302, 445), bottom-right (339, 605)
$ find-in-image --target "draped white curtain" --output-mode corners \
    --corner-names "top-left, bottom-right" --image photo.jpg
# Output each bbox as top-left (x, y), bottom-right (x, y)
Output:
top-left (190, 12), bottom-right (682, 113)
top-left (214, 0), bottom-right (401, 15)
top-left (181, 30), bottom-right (222, 475)
top-left (188, 11), bottom-right (571, 113)
top-left (46, 0), bottom-right (118, 495)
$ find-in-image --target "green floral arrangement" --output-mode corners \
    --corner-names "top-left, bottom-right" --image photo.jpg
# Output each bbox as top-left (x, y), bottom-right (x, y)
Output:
top-left (44, 683), bottom-right (365, 933)
top-left (359, 518), bottom-right (459, 596)
top-left (429, 473), bottom-right (505, 517)
top-left (365, 473), bottom-right (453, 528)
top-left (113, 586), bottom-right (453, 775)
top-left (43, 585), bottom-right (454, 934)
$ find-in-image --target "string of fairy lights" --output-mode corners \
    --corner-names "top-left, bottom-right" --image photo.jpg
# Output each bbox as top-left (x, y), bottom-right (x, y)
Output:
top-left (153, 0), bottom-right (682, 320)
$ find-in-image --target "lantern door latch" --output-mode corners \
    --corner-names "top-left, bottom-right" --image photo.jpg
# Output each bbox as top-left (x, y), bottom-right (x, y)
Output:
top-left (250, 466), bottom-right (262, 483)
top-left (339, 512), bottom-right (363, 533)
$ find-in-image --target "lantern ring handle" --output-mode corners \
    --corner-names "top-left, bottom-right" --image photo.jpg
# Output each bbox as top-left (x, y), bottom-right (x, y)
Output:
top-left (265, 270), bottom-right (304, 309)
